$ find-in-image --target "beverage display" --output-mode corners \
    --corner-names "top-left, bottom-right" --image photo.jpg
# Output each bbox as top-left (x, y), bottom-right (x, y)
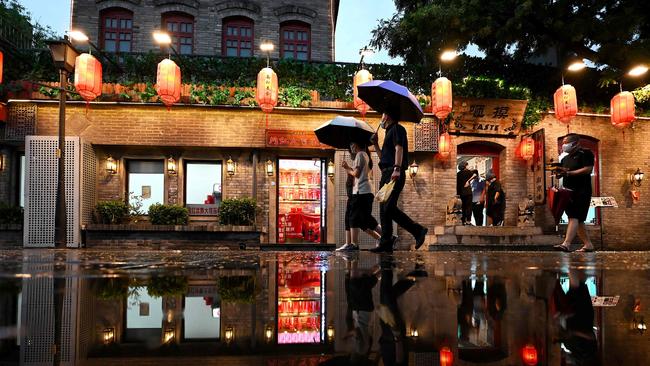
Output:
top-left (277, 159), bottom-right (323, 243)
top-left (277, 261), bottom-right (323, 344)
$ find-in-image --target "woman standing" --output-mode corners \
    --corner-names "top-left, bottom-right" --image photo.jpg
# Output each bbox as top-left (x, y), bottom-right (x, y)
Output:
top-left (485, 173), bottom-right (505, 226)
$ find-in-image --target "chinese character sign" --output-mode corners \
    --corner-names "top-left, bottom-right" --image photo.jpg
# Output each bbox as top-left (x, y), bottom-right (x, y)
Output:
top-left (449, 98), bottom-right (527, 136)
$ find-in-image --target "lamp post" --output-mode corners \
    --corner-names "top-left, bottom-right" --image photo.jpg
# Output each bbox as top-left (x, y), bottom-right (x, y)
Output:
top-left (153, 30), bottom-right (180, 57)
top-left (46, 36), bottom-right (80, 248)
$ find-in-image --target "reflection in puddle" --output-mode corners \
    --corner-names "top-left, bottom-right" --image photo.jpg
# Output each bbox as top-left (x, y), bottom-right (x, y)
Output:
top-left (0, 250), bottom-right (648, 365)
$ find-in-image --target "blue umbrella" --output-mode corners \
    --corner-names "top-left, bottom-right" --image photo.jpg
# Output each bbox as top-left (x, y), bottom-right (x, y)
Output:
top-left (315, 116), bottom-right (375, 149)
top-left (357, 80), bottom-right (423, 123)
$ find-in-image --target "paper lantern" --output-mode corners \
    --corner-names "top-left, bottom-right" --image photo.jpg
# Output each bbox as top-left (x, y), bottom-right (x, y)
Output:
top-left (353, 69), bottom-right (373, 116)
top-left (522, 344), bottom-right (538, 366)
top-left (439, 346), bottom-right (453, 366)
top-left (0, 51), bottom-right (3, 84)
top-left (156, 58), bottom-right (181, 108)
top-left (553, 84), bottom-right (577, 123)
top-left (519, 136), bottom-right (535, 160)
top-left (610, 91), bottom-right (635, 128)
top-left (431, 77), bottom-right (453, 119)
top-left (74, 53), bottom-right (102, 103)
top-left (256, 67), bottom-right (278, 113)
top-left (438, 131), bottom-right (451, 158)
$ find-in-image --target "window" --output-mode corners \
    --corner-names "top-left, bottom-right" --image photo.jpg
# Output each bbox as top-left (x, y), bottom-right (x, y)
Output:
top-left (222, 17), bottom-right (253, 57)
top-left (127, 160), bottom-right (165, 213)
top-left (185, 161), bottom-right (222, 205)
top-left (280, 21), bottom-right (310, 61)
top-left (183, 296), bottom-right (221, 340)
top-left (100, 8), bottom-right (133, 53)
top-left (162, 12), bottom-right (194, 55)
top-left (557, 135), bottom-right (600, 225)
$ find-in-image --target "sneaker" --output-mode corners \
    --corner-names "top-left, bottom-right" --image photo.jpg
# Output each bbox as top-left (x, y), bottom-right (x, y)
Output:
top-left (335, 243), bottom-right (359, 251)
top-left (369, 244), bottom-right (393, 253)
top-left (391, 235), bottom-right (400, 250)
top-left (414, 227), bottom-right (428, 250)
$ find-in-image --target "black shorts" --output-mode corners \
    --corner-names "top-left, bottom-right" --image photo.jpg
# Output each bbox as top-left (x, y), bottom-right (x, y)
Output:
top-left (565, 191), bottom-right (591, 222)
top-left (345, 196), bottom-right (353, 231)
top-left (349, 193), bottom-right (378, 230)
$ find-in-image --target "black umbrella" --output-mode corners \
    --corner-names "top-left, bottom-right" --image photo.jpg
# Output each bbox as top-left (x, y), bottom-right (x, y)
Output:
top-left (357, 80), bottom-right (423, 123)
top-left (314, 116), bottom-right (375, 149)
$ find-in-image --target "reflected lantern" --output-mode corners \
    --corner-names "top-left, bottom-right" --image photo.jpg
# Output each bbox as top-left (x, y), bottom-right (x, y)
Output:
top-left (256, 67), bottom-right (278, 113)
top-left (438, 131), bottom-right (451, 158)
top-left (156, 58), bottom-right (181, 108)
top-left (439, 346), bottom-right (453, 366)
top-left (74, 53), bottom-right (103, 103)
top-left (431, 77), bottom-right (453, 119)
top-left (353, 69), bottom-right (373, 116)
top-left (553, 84), bottom-right (577, 123)
top-left (520, 136), bottom-right (535, 160)
top-left (0, 51), bottom-right (3, 84)
top-left (522, 344), bottom-right (538, 366)
top-left (610, 91), bottom-right (635, 128)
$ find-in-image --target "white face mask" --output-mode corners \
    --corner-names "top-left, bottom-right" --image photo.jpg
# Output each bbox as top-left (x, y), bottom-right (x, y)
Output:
top-left (562, 142), bottom-right (577, 153)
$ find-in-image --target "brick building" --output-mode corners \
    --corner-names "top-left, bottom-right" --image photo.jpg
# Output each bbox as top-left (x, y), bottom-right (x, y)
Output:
top-left (71, 0), bottom-right (339, 61)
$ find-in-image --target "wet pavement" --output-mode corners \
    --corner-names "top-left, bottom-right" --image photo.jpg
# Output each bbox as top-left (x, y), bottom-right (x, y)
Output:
top-left (1, 249), bottom-right (649, 365)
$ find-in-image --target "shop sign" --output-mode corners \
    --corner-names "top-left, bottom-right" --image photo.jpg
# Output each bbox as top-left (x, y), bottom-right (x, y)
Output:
top-left (531, 129), bottom-right (546, 205)
top-left (590, 197), bottom-right (618, 208)
top-left (450, 98), bottom-right (528, 136)
top-left (187, 204), bottom-right (219, 216)
top-left (266, 129), bottom-right (331, 149)
top-left (591, 296), bottom-right (619, 307)
top-left (187, 286), bottom-right (218, 296)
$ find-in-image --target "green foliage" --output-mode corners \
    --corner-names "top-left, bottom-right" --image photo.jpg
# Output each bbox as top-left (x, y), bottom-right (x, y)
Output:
top-left (279, 86), bottom-right (312, 107)
top-left (521, 97), bottom-right (551, 130)
top-left (95, 200), bottom-right (129, 224)
top-left (190, 83), bottom-right (229, 105)
top-left (231, 89), bottom-right (254, 106)
top-left (148, 204), bottom-right (189, 225)
top-left (128, 192), bottom-right (145, 217)
top-left (219, 197), bottom-right (257, 226)
top-left (95, 278), bottom-right (133, 300)
top-left (632, 85), bottom-right (650, 105)
top-left (0, 203), bottom-right (23, 224)
top-left (147, 276), bottom-right (188, 298)
top-left (135, 82), bottom-right (160, 103)
top-left (217, 276), bottom-right (255, 304)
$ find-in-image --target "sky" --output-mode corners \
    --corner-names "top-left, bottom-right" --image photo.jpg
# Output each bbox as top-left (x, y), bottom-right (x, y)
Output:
top-left (19, 0), bottom-right (402, 64)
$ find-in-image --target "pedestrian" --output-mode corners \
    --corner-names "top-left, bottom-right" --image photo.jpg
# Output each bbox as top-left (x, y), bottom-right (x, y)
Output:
top-left (370, 112), bottom-right (428, 252)
top-left (468, 169), bottom-right (486, 226)
top-left (342, 164), bottom-right (355, 248)
top-left (553, 134), bottom-right (595, 252)
top-left (336, 141), bottom-right (382, 251)
top-left (485, 173), bottom-right (505, 226)
top-left (457, 161), bottom-right (474, 225)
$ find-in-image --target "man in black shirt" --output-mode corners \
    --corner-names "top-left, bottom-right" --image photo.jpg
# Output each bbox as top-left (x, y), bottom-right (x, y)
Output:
top-left (370, 112), bottom-right (428, 252)
top-left (553, 134), bottom-right (595, 252)
top-left (456, 161), bottom-right (474, 224)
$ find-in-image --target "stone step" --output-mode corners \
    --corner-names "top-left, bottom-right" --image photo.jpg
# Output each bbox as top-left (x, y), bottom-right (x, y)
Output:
top-left (428, 244), bottom-right (558, 252)
top-left (427, 233), bottom-right (561, 246)
top-left (433, 225), bottom-right (543, 236)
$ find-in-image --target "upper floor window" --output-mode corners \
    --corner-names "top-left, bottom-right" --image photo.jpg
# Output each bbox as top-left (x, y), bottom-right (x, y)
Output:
top-left (222, 17), bottom-right (253, 57)
top-left (280, 21), bottom-right (310, 61)
top-left (162, 12), bottom-right (194, 55)
top-left (100, 8), bottom-right (133, 53)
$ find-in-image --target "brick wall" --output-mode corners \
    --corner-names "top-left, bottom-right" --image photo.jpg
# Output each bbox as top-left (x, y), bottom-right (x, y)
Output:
top-left (71, 0), bottom-right (336, 61)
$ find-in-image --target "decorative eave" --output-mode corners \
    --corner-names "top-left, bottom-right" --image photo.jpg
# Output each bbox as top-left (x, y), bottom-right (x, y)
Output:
top-left (153, 0), bottom-right (199, 9)
top-left (273, 5), bottom-right (317, 19)
top-left (214, 1), bottom-right (261, 15)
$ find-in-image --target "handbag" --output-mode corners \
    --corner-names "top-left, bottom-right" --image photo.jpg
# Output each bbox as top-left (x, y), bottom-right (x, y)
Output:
top-left (375, 180), bottom-right (396, 203)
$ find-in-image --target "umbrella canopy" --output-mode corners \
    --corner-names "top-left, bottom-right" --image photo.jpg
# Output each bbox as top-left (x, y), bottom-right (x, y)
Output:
top-left (357, 80), bottom-right (423, 123)
top-left (314, 116), bottom-right (375, 149)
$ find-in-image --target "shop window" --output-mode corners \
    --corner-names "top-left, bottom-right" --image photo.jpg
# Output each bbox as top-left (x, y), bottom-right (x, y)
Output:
top-left (183, 296), bottom-right (221, 340)
top-left (100, 7), bottom-right (133, 53)
top-left (125, 286), bottom-right (163, 342)
top-left (222, 16), bottom-right (253, 57)
top-left (280, 21), bottom-right (310, 61)
top-left (184, 161), bottom-right (222, 206)
top-left (127, 160), bottom-right (165, 214)
top-left (162, 12), bottom-right (194, 55)
top-left (557, 135), bottom-right (600, 225)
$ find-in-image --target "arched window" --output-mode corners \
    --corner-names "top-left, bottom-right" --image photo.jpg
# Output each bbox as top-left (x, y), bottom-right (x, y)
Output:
top-left (100, 8), bottom-right (133, 53)
top-left (222, 17), bottom-right (254, 57)
top-left (280, 21), bottom-right (310, 60)
top-left (162, 12), bottom-right (194, 55)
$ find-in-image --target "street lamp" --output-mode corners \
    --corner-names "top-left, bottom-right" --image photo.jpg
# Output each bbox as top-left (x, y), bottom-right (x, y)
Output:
top-left (153, 30), bottom-right (179, 56)
top-left (46, 36), bottom-right (80, 248)
top-left (440, 50), bottom-right (457, 62)
top-left (567, 59), bottom-right (586, 72)
top-left (359, 46), bottom-right (375, 69)
top-left (628, 65), bottom-right (648, 77)
top-left (68, 30), bottom-right (122, 71)
top-left (260, 41), bottom-right (274, 67)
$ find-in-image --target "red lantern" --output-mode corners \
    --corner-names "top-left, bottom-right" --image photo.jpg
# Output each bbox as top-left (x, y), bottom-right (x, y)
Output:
top-left (439, 346), bottom-right (453, 366)
top-left (522, 344), bottom-right (538, 366)
top-left (553, 84), bottom-right (577, 123)
top-left (519, 136), bottom-right (535, 161)
top-left (256, 67), bottom-right (278, 113)
top-left (610, 91), bottom-right (635, 128)
top-left (74, 53), bottom-right (102, 103)
top-left (0, 51), bottom-right (3, 84)
top-left (353, 69), bottom-right (373, 116)
top-left (438, 131), bottom-right (451, 158)
top-left (156, 58), bottom-right (181, 108)
top-left (432, 77), bottom-right (453, 119)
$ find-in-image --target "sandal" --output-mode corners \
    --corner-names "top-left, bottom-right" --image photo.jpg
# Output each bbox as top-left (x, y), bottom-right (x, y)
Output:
top-left (575, 247), bottom-right (595, 253)
top-left (553, 244), bottom-right (571, 252)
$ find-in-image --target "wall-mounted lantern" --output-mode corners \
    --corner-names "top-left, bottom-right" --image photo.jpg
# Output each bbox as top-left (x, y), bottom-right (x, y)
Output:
top-left (226, 157), bottom-right (236, 176)
top-left (0, 153), bottom-right (5, 171)
top-left (102, 327), bottom-right (115, 344)
top-left (634, 316), bottom-right (647, 335)
top-left (631, 168), bottom-right (644, 187)
top-left (266, 159), bottom-right (274, 176)
top-left (265, 324), bottom-right (274, 342)
top-left (224, 326), bottom-right (234, 344)
top-left (326, 324), bottom-right (335, 342)
top-left (106, 156), bottom-right (117, 175)
top-left (163, 327), bottom-right (175, 344)
top-left (327, 160), bottom-right (335, 178)
top-left (167, 157), bottom-right (177, 175)
top-left (409, 161), bottom-right (419, 178)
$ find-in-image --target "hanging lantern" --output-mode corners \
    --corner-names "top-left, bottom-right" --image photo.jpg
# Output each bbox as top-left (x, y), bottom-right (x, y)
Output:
top-left (353, 69), bottom-right (373, 116)
top-left (156, 58), bottom-right (181, 108)
top-left (439, 346), bottom-right (453, 366)
top-left (256, 67), bottom-right (278, 113)
top-left (522, 344), bottom-right (538, 366)
top-left (553, 84), bottom-right (577, 123)
top-left (519, 136), bottom-right (535, 161)
top-left (438, 131), bottom-right (451, 158)
top-left (74, 53), bottom-right (102, 103)
top-left (0, 51), bottom-right (3, 84)
top-left (431, 77), bottom-right (453, 119)
top-left (610, 91), bottom-right (635, 128)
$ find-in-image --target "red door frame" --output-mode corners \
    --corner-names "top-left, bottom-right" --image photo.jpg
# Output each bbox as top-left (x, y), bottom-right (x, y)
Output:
top-left (457, 142), bottom-right (503, 178)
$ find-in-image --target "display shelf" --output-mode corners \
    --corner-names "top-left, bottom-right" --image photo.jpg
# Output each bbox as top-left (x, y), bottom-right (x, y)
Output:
top-left (278, 312), bottom-right (321, 318)
top-left (279, 199), bottom-right (320, 203)
top-left (279, 184), bottom-right (321, 188)
top-left (277, 296), bottom-right (320, 302)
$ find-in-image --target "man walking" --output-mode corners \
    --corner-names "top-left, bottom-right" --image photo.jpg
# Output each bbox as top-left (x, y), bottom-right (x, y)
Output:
top-left (370, 112), bottom-right (428, 253)
top-left (469, 170), bottom-right (486, 226)
top-left (457, 162), bottom-right (474, 225)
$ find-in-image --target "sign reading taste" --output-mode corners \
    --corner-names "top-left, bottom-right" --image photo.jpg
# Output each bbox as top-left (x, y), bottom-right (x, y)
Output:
top-left (450, 98), bottom-right (528, 136)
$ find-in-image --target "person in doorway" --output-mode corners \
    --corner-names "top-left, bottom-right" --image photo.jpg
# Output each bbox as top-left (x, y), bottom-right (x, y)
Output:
top-left (553, 134), bottom-right (595, 252)
top-left (468, 169), bottom-right (486, 226)
top-left (485, 173), bottom-right (505, 226)
top-left (370, 112), bottom-right (428, 253)
top-left (457, 161), bottom-right (474, 225)
top-left (336, 141), bottom-right (382, 251)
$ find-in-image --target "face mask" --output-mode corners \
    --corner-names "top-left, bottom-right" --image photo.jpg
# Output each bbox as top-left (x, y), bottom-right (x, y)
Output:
top-left (562, 142), bottom-right (576, 153)
top-left (380, 120), bottom-right (386, 129)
